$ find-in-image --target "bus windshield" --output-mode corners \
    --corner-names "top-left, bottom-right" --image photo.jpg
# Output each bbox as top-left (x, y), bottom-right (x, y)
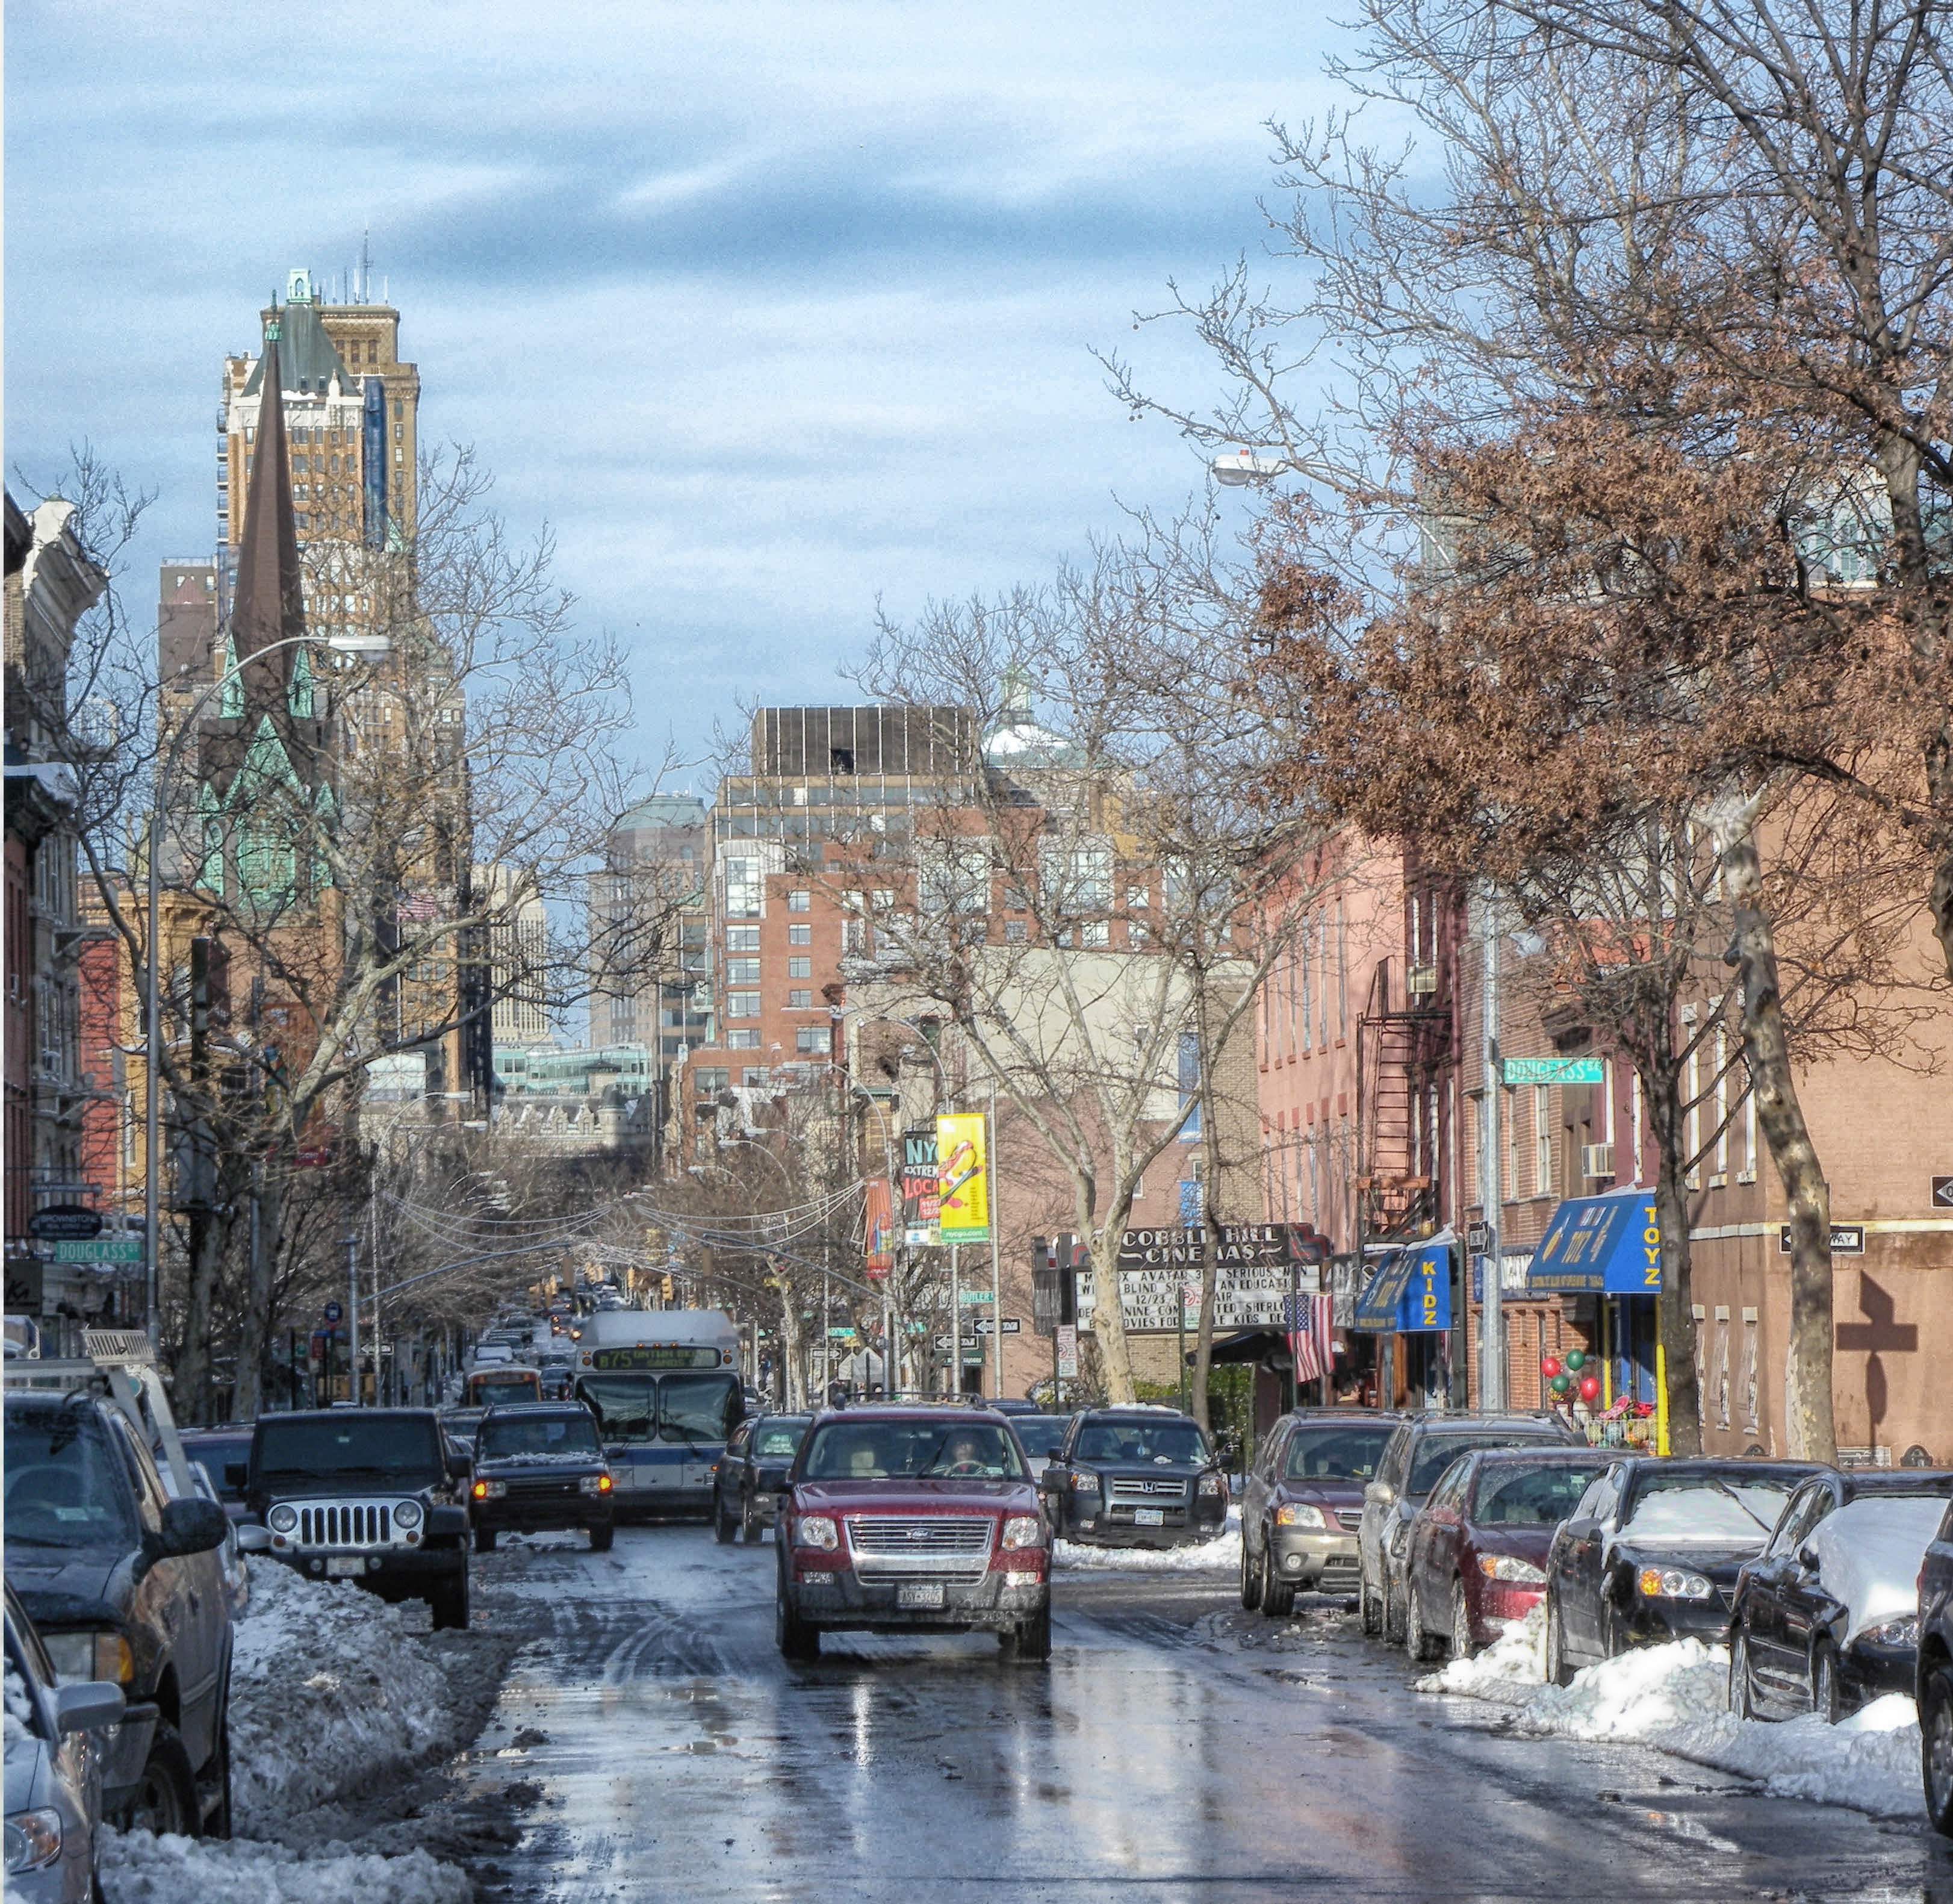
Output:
top-left (577, 1372), bottom-right (741, 1446)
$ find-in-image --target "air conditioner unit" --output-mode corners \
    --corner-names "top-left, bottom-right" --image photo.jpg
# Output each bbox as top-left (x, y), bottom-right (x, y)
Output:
top-left (1580, 1143), bottom-right (1615, 1180)
top-left (1406, 965), bottom-right (1438, 995)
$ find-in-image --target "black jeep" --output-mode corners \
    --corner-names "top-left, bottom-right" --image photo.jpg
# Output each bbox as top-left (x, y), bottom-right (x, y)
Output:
top-left (468, 1402), bottom-right (615, 1551)
top-left (1039, 1405), bottom-right (1230, 1548)
top-left (232, 1409), bottom-right (473, 1628)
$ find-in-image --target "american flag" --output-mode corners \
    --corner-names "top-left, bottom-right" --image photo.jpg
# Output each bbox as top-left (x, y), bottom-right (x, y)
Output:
top-left (1287, 1292), bottom-right (1337, 1385)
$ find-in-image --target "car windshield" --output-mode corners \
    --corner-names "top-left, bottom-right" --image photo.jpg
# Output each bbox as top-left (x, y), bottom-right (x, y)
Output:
top-left (184, 1435), bottom-right (255, 1500)
top-left (255, 1416), bottom-right (444, 1484)
top-left (479, 1416), bottom-right (602, 1460)
top-left (1620, 1473), bottom-right (1799, 1543)
top-left (1011, 1416), bottom-right (1070, 1453)
top-left (751, 1420), bottom-right (810, 1460)
top-left (1073, 1419), bottom-right (1209, 1466)
top-left (1409, 1433), bottom-right (1556, 1495)
top-left (3, 1405), bottom-right (140, 1551)
top-left (802, 1420), bottom-right (1026, 1481)
top-left (1471, 1463), bottom-right (1601, 1526)
top-left (1285, 1422), bottom-right (1396, 1481)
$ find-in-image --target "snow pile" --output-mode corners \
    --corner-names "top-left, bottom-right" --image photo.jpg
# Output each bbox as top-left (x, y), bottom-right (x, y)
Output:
top-left (1418, 1606), bottom-right (1922, 1818)
top-left (1055, 1512), bottom-right (1241, 1573)
top-left (99, 1830), bottom-right (469, 1904)
top-left (1804, 1496), bottom-right (1946, 1641)
top-left (228, 1562), bottom-right (459, 1834)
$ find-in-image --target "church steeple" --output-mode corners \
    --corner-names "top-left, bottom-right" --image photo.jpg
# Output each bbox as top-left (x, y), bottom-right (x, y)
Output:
top-left (229, 323), bottom-right (305, 708)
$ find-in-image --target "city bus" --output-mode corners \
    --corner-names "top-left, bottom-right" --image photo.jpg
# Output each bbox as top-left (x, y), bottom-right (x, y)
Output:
top-left (467, 1363), bottom-right (542, 1408)
top-left (571, 1310), bottom-right (744, 1517)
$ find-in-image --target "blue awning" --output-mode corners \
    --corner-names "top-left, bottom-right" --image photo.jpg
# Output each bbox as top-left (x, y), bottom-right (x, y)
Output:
top-left (1526, 1190), bottom-right (1663, 1295)
top-left (1355, 1236), bottom-right (1455, 1332)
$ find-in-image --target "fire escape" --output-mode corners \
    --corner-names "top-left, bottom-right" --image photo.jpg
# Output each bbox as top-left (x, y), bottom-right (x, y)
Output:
top-left (1355, 954), bottom-right (1453, 1249)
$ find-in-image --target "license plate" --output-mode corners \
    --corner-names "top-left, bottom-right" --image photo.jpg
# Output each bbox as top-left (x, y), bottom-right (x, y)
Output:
top-left (326, 1557), bottom-right (364, 1577)
top-left (1134, 1508), bottom-right (1165, 1526)
top-left (897, 1583), bottom-right (945, 1608)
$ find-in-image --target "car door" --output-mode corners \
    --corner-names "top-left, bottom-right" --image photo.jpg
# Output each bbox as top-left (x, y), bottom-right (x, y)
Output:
top-left (1741, 1481), bottom-right (1821, 1694)
top-left (1408, 1457), bottom-right (1467, 1635)
top-left (1774, 1486), bottom-right (1845, 1701)
top-left (1364, 1429), bottom-right (1411, 1594)
top-left (1553, 1470), bottom-right (1615, 1660)
top-left (721, 1421), bottom-right (752, 1513)
top-left (1042, 1419), bottom-right (1077, 1532)
top-left (1246, 1423), bottom-right (1288, 1566)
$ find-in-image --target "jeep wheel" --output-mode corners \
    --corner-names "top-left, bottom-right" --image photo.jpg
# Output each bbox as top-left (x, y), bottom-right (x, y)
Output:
top-left (123, 1723), bottom-right (198, 1838)
top-left (589, 1522), bottom-right (615, 1552)
top-left (714, 1496), bottom-right (738, 1545)
top-left (1002, 1605), bottom-right (1052, 1661)
top-left (474, 1527), bottom-right (498, 1554)
top-left (429, 1567), bottom-right (471, 1631)
top-left (1259, 1547), bottom-right (1297, 1619)
top-left (776, 1588), bottom-right (819, 1661)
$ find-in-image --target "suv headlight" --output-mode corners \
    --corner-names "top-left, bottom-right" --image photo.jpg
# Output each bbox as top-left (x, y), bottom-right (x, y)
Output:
top-left (795, 1514), bottom-right (839, 1551)
top-left (472, 1479), bottom-right (507, 1500)
top-left (1637, 1566), bottom-right (1712, 1600)
top-left (1197, 1473), bottom-right (1226, 1498)
top-left (580, 1474), bottom-right (614, 1496)
top-left (267, 1504), bottom-right (299, 1534)
top-left (1866, 1616), bottom-right (1917, 1648)
top-left (1070, 1470), bottom-right (1101, 1493)
top-left (4, 1808), bottom-right (63, 1873)
top-left (393, 1500), bottom-right (424, 1529)
top-left (1275, 1502), bottom-right (1327, 1529)
top-left (42, 1630), bottom-right (133, 1685)
top-left (1479, 1554), bottom-right (1546, 1584)
top-left (1001, 1515), bottom-right (1044, 1550)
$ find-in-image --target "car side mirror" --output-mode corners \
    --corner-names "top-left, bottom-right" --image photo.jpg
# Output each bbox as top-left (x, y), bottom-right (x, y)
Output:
top-left (1045, 1443), bottom-right (1064, 1460)
top-left (54, 1681), bottom-right (126, 1735)
top-left (224, 1461), bottom-right (249, 1490)
top-left (452, 1452), bottom-right (474, 1479)
top-left (158, 1496), bottom-right (229, 1557)
top-left (1365, 1482), bottom-right (1393, 1505)
top-left (237, 1524), bottom-right (272, 1553)
top-left (1797, 1544), bottom-right (1820, 1572)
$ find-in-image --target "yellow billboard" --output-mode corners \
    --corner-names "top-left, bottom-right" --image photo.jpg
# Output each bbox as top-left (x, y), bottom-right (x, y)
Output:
top-left (936, 1112), bottom-right (990, 1245)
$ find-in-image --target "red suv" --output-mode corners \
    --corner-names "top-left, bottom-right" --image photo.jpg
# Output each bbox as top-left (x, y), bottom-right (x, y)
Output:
top-left (775, 1407), bottom-right (1051, 1661)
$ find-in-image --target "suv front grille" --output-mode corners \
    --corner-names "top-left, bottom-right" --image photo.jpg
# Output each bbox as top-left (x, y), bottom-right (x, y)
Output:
top-left (846, 1515), bottom-right (994, 1580)
top-left (294, 1501), bottom-right (408, 1549)
top-left (1110, 1478), bottom-right (1187, 1501)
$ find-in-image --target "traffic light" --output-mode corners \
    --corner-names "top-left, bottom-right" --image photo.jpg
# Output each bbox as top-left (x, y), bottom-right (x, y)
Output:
top-left (660, 1272), bottom-right (675, 1303)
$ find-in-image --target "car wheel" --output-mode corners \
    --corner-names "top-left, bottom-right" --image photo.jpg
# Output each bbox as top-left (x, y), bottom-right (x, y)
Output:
top-left (1545, 1592), bottom-right (1573, 1688)
top-left (1383, 1566), bottom-right (1408, 1644)
top-left (741, 1498), bottom-right (760, 1544)
top-left (1450, 1579), bottom-right (1476, 1662)
top-left (1406, 1579), bottom-right (1441, 1663)
top-left (430, 1567), bottom-right (471, 1631)
top-left (714, 1496), bottom-right (737, 1545)
top-left (1359, 1568), bottom-right (1383, 1637)
top-left (200, 1698), bottom-right (233, 1839)
top-left (1261, 1548), bottom-right (1297, 1619)
top-left (1240, 1534), bottom-right (1262, 1610)
top-left (122, 1722), bottom-right (199, 1837)
top-left (1810, 1639), bottom-right (1842, 1725)
top-left (474, 1527), bottom-right (498, 1554)
top-left (1922, 1662), bottom-right (1953, 1837)
top-left (1003, 1605), bottom-right (1052, 1661)
top-left (1730, 1628), bottom-right (1760, 1718)
top-left (589, 1522), bottom-right (614, 1552)
top-left (775, 1587), bottom-right (819, 1661)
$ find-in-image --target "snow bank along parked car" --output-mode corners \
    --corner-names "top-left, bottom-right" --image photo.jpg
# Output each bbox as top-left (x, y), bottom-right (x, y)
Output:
top-left (233, 1408), bottom-right (473, 1629)
top-left (1918, 1496), bottom-right (1953, 1837)
top-left (712, 1413), bottom-right (812, 1543)
top-left (1359, 1412), bottom-right (1580, 1642)
top-left (468, 1403), bottom-right (615, 1552)
top-left (1039, 1406), bottom-right (1229, 1549)
top-left (5, 1581), bottom-right (128, 1902)
top-left (1543, 1457), bottom-right (1819, 1684)
top-left (776, 1407), bottom-right (1051, 1661)
top-left (3, 1390), bottom-right (232, 1838)
top-left (1240, 1409), bottom-right (1401, 1616)
top-left (1402, 1447), bottom-right (1616, 1661)
top-left (1726, 1468), bottom-right (1953, 1722)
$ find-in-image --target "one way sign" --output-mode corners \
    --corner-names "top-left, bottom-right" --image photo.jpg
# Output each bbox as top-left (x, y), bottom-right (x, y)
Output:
top-left (1934, 1176), bottom-right (1953, 1210)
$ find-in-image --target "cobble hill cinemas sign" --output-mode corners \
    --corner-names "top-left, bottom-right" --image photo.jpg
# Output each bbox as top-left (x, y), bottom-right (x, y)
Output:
top-left (1077, 1226), bottom-right (1320, 1334)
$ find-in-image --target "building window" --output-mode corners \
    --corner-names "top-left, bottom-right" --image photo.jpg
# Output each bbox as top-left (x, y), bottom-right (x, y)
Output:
top-left (1178, 1031), bottom-right (1202, 1140)
top-left (1503, 1087), bottom-right (1520, 1201)
top-left (788, 957), bottom-right (812, 979)
top-left (1081, 920), bottom-right (1109, 948)
top-left (788, 924), bottom-right (812, 946)
top-left (1299, 927), bottom-right (1312, 1053)
top-left (842, 918), bottom-right (866, 954)
top-left (1740, 1074), bottom-right (1757, 1182)
top-left (727, 991), bottom-right (759, 1018)
top-left (725, 925), bottom-right (760, 953)
top-left (725, 958), bottom-right (760, 986)
top-left (788, 889), bottom-right (810, 913)
top-left (796, 1024), bottom-right (831, 1054)
top-left (694, 1068), bottom-right (730, 1097)
top-left (1683, 1013), bottom-right (1701, 1189)
top-left (1336, 899), bottom-right (1347, 1037)
top-left (787, 989), bottom-right (813, 1009)
top-left (724, 860), bottom-right (763, 918)
top-left (1003, 919), bottom-right (1027, 943)
top-left (728, 1028), bottom-right (760, 1049)
top-left (1534, 1086), bottom-right (1551, 1195)
top-left (1712, 1019), bottom-right (1730, 1183)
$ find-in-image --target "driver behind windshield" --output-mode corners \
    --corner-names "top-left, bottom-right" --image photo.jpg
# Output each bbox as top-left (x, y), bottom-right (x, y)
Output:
top-left (804, 1421), bottom-right (1023, 1481)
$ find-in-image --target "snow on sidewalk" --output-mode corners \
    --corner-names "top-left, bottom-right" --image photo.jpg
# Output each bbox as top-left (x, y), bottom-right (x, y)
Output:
top-left (1055, 1509), bottom-right (1241, 1573)
top-left (99, 1829), bottom-right (470, 1904)
top-left (227, 1561), bottom-right (464, 1835)
top-left (1417, 1607), bottom-right (1923, 1818)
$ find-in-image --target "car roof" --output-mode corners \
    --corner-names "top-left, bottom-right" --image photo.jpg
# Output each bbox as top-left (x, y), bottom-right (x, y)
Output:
top-left (810, 1406), bottom-right (1011, 1426)
top-left (1282, 1410), bottom-right (1402, 1424)
top-left (259, 1407), bottom-right (438, 1424)
top-left (1837, 1468), bottom-right (1953, 1498)
top-left (480, 1401), bottom-right (593, 1417)
top-left (1462, 1446), bottom-right (1616, 1466)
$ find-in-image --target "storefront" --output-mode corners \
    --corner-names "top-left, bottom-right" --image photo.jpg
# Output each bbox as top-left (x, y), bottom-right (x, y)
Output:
top-left (1355, 1233), bottom-right (1457, 1409)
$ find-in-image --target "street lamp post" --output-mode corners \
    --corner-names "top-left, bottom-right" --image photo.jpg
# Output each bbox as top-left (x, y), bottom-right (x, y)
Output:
top-left (143, 630), bottom-right (389, 1355)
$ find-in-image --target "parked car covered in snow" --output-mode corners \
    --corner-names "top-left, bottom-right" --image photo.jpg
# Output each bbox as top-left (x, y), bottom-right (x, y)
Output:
top-left (1240, 1409), bottom-right (1402, 1616)
top-left (1917, 1496), bottom-right (1953, 1838)
top-left (4, 1581), bottom-right (127, 1902)
top-left (1402, 1446), bottom-right (1616, 1660)
top-left (1039, 1406), bottom-right (1228, 1549)
top-left (3, 1390), bottom-right (233, 1838)
top-left (232, 1408), bottom-right (473, 1629)
top-left (1544, 1457), bottom-right (1819, 1684)
top-left (1727, 1469), bottom-right (1953, 1722)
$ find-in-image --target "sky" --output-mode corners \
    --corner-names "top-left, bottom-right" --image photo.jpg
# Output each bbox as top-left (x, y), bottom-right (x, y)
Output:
top-left (5, 0), bottom-right (1355, 783)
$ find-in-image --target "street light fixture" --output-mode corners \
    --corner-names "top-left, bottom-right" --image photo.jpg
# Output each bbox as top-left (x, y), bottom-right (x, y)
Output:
top-left (143, 630), bottom-right (391, 1354)
top-left (1209, 447), bottom-right (1294, 487)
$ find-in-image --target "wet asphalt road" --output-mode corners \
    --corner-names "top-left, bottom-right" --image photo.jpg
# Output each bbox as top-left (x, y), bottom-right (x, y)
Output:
top-left (458, 1525), bottom-right (1953, 1903)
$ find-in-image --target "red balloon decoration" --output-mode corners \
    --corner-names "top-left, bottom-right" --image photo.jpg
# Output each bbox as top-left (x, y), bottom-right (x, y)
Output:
top-left (1541, 1356), bottom-right (1563, 1380)
top-left (1578, 1375), bottom-right (1602, 1403)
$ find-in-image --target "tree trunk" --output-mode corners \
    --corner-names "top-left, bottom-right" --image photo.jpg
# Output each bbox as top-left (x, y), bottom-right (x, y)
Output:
top-left (1192, 1083), bottom-right (1227, 1433)
top-left (774, 1271), bottom-right (804, 1409)
top-left (231, 1165), bottom-right (282, 1421)
top-left (1927, 724), bottom-right (1953, 986)
top-left (1716, 817), bottom-right (1836, 1464)
top-left (173, 1198), bottom-right (235, 1426)
top-left (1647, 1110), bottom-right (1703, 1458)
top-left (1087, 1230), bottom-right (1138, 1404)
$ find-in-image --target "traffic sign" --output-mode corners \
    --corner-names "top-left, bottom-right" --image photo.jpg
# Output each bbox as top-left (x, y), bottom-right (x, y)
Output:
top-left (971, 1318), bottom-right (1022, 1335)
top-left (957, 1289), bottom-right (993, 1305)
top-left (52, 1239), bottom-right (143, 1263)
top-left (324, 1300), bottom-right (344, 1324)
top-left (1500, 1057), bottom-right (1604, 1086)
top-left (1933, 1177), bottom-right (1953, 1210)
top-left (1777, 1224), bottom-right (1865, 1255)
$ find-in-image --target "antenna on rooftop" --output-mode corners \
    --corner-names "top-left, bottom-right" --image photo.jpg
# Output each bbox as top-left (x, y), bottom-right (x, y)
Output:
top-left (358, 228), bottom-right (372, 302)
